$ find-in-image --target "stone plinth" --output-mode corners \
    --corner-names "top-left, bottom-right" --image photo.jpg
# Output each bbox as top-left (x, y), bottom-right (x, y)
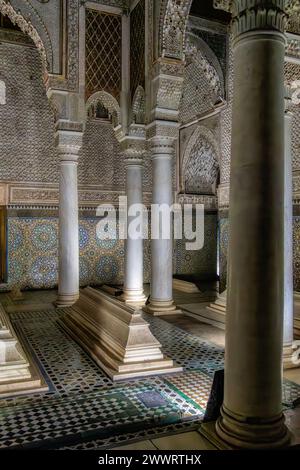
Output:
top-left (59, 287), bottom-right (182, 381)
top-left (0, 304), bottom-right (47, 396)
top-left (172, 278), bottom-right (200, 293)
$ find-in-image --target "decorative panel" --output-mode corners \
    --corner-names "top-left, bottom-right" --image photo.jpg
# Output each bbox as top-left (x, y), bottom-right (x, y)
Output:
top-left (0, 42), bottom-right (58, 183)
top-left (182, 127), bottom-right (219, 195)
top-left (85, 9), bottom-right (122, 100)
top-left (79, 120), bottom-right (125, 188)
top-left (174, 214), bottom-right (218, 279)
top-left (7, 215), bottom-right (151, 289)
top-left (130, 0), bottom-right (145, 97)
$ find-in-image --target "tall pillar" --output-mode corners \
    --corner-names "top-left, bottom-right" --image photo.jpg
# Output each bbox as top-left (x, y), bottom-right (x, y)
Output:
top-left (144, 137), bottom-right (180, 315)
top-left (283, 100), bottom-right (296, 367)
top-left (121, 148), bottom-right (147, 305)
top-left (215, 1), bottom-right (290, 448)
top-left (56, 122), bottom-right (83, 308)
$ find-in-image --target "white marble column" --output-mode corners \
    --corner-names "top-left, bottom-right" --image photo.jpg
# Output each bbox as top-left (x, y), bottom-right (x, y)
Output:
top-left (56, 123), bottom-right (83, 307)
top-left (145, 138), bottom-right (180, 315)
top-left (283, 103), bottom-right (296, 366)
top-left (121, 153), bottom-right (147, 305)
top-left (214, 0), bottom-right (290, 449)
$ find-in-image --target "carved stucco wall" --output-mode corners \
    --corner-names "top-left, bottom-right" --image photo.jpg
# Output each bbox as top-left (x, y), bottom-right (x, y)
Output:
top-left (179, 31), bottom-right (224, 125)
top-left (0, 42), bottom-right (59, 183)
top-left (174, 213), bottom-right (218, 279)
top-left (0, 41), bottom-right (136, 188)
top-left (181, 125), bottom-right (220, 195)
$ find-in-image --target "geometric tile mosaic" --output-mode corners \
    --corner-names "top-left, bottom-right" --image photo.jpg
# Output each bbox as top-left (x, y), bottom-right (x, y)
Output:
top-left (0, 309), bottom-right (298, 450)
top-left (7, 217), bottom-right (151, 290)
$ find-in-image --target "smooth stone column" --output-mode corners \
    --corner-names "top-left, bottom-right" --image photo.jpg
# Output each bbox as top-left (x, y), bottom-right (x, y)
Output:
top-left (283, 106), bottom-right (297, 367)
top-left (144, 138), bottom-right (180, 315)
top-left (215, 1), bottom-right (289, 449)
top-left (121, 156), bottom-right (147, 305)
top-left (56, 125), bottom-right (83, 307)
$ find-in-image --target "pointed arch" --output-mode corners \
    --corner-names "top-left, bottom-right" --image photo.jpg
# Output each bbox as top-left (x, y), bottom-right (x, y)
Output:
top-left (86, 91), bottom-right (121, 128)
top-left (0, 0), bottom-right (52, 72)
top-left (182, 126), bottom-right (220, 195)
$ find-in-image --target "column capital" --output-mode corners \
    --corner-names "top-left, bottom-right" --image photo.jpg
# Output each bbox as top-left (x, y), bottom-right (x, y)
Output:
top-left (234, 1), bottom-right (286, 39)
top-left (120, 135), bottom-right (146, 166)
top-left (146, 120), bottom-right (179, 142)
top-left (55, 120), bottom-right (83, 162)
top-left (149, 137), bottom-right (175, 158)
top-left (214, 1), bottom-right (287, 39)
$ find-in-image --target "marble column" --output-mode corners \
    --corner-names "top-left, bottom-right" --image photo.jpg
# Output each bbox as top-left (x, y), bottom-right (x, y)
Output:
top-left (121, 152), bottom-right (147, 305)
top-left (283, 103), bottom-right (296, 367)
top-left (144, 138), bottom-right (180, 315)
top-left (56, 123), bottom-right (83, 307)
top-left (214, 1), bottom-right (290, 448)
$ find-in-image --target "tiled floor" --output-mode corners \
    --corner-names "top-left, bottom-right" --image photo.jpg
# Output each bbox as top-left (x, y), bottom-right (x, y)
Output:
top-left (0, 288), bottom-right (299, 450)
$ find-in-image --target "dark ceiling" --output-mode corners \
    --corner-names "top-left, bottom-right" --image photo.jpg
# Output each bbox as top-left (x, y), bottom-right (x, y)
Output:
top-left (190, 0), bottom-right (231, 24)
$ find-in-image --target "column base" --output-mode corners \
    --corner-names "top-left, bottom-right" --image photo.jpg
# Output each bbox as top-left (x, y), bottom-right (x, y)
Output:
top-left (143, 299), bottom-right (182, 316)
top-left (55, 292), bottom-right (79, 308)
top-left (283, 342), bottom-right (300, 369)
top-left (214, 405), bottom-right (290, 449)
top-left (59, 287), bottom-right (183, 381)
top-left (198, 421), bottom-right (231, 450)
top-left (120, 289), bottom-right (147, 306)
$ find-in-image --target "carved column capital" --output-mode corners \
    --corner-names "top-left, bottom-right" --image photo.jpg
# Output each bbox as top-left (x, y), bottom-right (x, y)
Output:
top-left (214, 1), bottom-right (287, 38)
top-left (233, 1), bottom-right (286, 39)
top-left (55, 120), bottom-right (83, 163)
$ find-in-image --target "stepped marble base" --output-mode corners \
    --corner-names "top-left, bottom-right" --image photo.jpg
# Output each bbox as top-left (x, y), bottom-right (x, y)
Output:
top-left (119, 289), bottom-right (147, 306)
top-left (143, 299), bottom-right (182, 316)
top-left (172, 278), bottom-right (200, 293)
top-left (59, 287), bottom-right (182, 381)
top-left (184, 291), bottom-right (227, 330)
top-left (55, 292), bottom-right (79, 308)
top-left (0, 304), bottom-right (47, 397)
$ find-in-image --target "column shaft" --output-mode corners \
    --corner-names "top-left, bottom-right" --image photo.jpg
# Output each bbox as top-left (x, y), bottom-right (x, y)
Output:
top-left (284, 110), bottom-right (294, 346)
top-left (56, 127), bottom-right (83, 308)
top-left (145, 140), bottom-right (179, 314)
top-left (216, 1), bottom-right (289, 448)
top-left (122, 159), bottom-right (146, 304)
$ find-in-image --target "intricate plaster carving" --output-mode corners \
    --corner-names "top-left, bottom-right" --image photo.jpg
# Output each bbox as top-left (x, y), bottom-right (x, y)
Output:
top-left (182, 126), bottom-right (220, 195)
top-left (46, 0), bottom-right (79, 92)
top-left (0, 0), bottom-right (48, 71)
top-left (185, 36), bottom-right (222, 98)
top-left (215, 1), bottom-right (286, 36)
top-left (160, 0), bottom-right (193, 60)
top-left (176, 193), bottom-right (218, 210)
top-left (86, 91), bottom-right (121, 128)
top-left (132, 86), bottom-right (146, 124)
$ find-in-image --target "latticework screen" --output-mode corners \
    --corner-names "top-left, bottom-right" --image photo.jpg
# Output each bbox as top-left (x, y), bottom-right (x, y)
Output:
top-left (85, 9), bottom-right (122, 100)
top-left (130, 0), bottom-right (145, 98)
